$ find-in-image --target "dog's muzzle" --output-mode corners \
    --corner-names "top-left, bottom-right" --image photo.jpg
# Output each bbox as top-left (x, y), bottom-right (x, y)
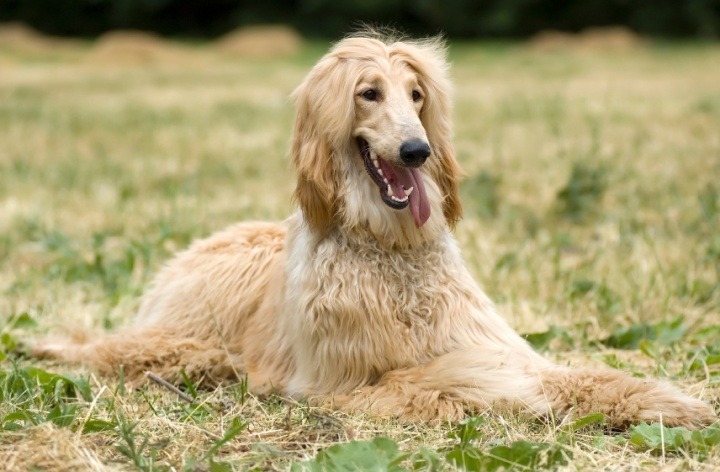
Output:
top-left (357, 137), bottom-right (431, 228)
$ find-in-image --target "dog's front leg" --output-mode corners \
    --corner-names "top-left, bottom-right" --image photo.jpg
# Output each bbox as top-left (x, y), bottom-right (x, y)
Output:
top-left (317, 346), bottom-right (551, 423)
top-left (317, 346), bottom-right (716, 428)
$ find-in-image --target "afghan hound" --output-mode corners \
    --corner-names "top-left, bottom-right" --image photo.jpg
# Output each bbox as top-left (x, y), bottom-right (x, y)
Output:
top-left (34, 34), bottom-right (716, 428)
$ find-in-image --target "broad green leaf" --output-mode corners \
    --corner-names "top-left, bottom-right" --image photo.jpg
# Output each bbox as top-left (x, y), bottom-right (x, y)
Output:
top-left (7, 312), bottom-right (38, 330)
top-left (628, 423), bottom-right (690, 451)
top-left (23, 366), bottom-right (92, 401)
top-left (293, 437), bottom-right (409, 472)
top-left (447, 416), bottom-right (485, 446)
top-left (485, 441), bottom-right (570, 471)
top-left (46, 404), bottom-right (78, 427)
top-left (447, 440), bottom-right (571, 471)
top-left (445, 446), bottom-right (485, 471)
top-left (1, 332), bottom-right (16, 352)
top-left (523, 326), bottom-right (572, 352)
top-left (410, 447), bottom-right (441, 471)
top-left (570, 413), bottom-right (605, 431)
top-left (81, 419), bottom-right (117, 434)
top-left (638, 339), bottom-right (660, 360)
top-left (689, 424), bottom-right (720, 452)
top-left (603, 316), bottom-right (687, 350)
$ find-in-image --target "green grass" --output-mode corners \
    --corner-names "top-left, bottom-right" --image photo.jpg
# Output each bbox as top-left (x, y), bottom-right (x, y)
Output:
top-left (1, 36), bottom-right (719, 470)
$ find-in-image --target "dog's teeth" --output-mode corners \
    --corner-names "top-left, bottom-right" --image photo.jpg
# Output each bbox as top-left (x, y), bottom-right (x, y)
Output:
top-left (373, 159), bottom-right (379, 168)
top-left (404, 186), bottom-right (414, 196)
top-left (383, 178), bottom-right (389, 184)
top-left (387, 185), bottom-right (394, 196)
top-left (377, 169), bottom-right (383, 176)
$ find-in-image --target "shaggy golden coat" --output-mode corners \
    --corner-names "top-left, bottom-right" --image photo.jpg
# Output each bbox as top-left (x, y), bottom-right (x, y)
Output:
top-left (35, 35), bottom-right (716, 428)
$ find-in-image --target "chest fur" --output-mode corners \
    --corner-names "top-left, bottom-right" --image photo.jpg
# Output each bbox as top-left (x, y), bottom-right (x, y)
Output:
top-left (288, 232), bottom-right (466, 382)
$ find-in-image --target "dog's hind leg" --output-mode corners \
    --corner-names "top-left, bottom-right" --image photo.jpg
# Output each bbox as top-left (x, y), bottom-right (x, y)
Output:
top-left (325, 346), bottom-right (716, 428)
top-left (31, 326), bottom-right (245, 387)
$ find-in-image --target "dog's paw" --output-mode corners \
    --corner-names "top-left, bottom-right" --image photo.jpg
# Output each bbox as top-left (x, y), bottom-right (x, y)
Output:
top-left (635, 387), bottom-right (717, 429)
top-left (613, 379), bottom-right (717, 429)
top-left (546, 368), bottom-right (717, 429)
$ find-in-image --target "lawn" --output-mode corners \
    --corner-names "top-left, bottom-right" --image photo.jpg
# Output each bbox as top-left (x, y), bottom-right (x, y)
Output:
top-left (1, 30), bottom-right (719, 470)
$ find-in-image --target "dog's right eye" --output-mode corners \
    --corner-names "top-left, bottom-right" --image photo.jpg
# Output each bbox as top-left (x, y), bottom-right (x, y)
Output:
top-left (361, 89), bottom-right (378, 101)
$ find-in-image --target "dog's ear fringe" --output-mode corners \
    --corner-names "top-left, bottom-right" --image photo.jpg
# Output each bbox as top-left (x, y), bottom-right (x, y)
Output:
top-left (290, 54), bottom-right (351, 234)
top-left (436, 143), bottom-right (464, 229)
top-left (291, 138), bottom-right (336, 234)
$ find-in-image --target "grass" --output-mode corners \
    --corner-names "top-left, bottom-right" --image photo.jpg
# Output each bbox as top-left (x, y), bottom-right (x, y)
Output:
top-left (1, 34), bottom-right (720, 470)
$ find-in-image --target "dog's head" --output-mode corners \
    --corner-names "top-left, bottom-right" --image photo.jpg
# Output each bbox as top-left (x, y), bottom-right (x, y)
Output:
top-left (291, 34), bottom-right (462, 245)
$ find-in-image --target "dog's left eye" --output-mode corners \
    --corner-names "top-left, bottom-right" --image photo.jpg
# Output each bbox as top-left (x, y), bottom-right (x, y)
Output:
top-left (362, 89), bottom-right (378, 101)
top-left (412, 90), bottom-right (422, 102)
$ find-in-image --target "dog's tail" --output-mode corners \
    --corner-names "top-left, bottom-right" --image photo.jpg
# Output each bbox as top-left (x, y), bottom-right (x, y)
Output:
top-left (535, 366), bottom-right (716, 428)
top-left (30, 327), bottom-right (244, 386)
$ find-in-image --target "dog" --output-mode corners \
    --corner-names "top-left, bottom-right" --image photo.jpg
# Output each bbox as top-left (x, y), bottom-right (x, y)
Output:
top-left (34, 33), bottom-right (716, 428)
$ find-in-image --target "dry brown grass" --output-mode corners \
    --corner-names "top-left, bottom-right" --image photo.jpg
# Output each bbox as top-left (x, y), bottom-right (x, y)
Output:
top-left (85, 30), bottom-right (198, 65)
top-left (529, 26), bottom-right (646, 52)
top-left (0, 22), bottom-right (81, 54)
top-left (215, 25), bottom-right (303, 58)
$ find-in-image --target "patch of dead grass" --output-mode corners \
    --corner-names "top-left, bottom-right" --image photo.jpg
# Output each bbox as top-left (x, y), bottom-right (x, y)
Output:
top-left (529, 26), bottom-right (646, 52)
top-left (84, 30), bottom-right (200, 66)
top-left (0, 22), bottom-right (82, 55)
top-left (215, 25), bottom-right (303, 58)
top-left (0, 423), bottom-right (108, 470)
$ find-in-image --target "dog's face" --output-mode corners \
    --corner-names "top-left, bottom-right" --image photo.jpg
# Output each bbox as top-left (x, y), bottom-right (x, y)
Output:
top-left (291, 36), bottom-right (462, 245)
top-left (353, 62), bottom-right (432, 228)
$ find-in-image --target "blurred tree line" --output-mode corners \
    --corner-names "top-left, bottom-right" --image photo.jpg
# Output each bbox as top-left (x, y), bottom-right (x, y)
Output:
top-left (0, 0), bottom-right (718, 39)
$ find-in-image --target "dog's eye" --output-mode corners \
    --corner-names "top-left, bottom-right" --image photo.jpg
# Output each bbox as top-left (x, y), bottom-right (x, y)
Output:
top-left (412, 90), bottom-right (422, 102)
top-left (361, 89), bottom-right (378, 101)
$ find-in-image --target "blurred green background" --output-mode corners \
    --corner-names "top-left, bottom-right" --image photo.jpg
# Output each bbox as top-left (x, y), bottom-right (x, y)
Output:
top-left (0, 0), bottom-right (719, 39)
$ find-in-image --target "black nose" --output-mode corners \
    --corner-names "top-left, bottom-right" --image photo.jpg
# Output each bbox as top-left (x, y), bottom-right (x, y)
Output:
top-left (400, 139), bottom-right (431, 167)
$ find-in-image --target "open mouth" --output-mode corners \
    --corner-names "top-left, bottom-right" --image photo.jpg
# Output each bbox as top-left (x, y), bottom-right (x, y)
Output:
top-left (357, 137), bottom-right (430, 227)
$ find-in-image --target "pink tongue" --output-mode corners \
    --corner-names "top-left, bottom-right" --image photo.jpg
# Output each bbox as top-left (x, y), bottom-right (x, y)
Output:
top-left (408, 168), bottom-right (430, 227)
top-left (389, 166), bottom-right (431, 228)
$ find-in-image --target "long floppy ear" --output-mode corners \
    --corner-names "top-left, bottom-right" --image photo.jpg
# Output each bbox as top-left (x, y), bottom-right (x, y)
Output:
top-left (291, 52), bottom-right (356, 233)
top-left (396, 38), bottom-right (464, 228)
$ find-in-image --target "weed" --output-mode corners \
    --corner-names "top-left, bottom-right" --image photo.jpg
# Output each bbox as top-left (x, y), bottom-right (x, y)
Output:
top-left (114, 412), bottom-right (158, 471)
top-left (461, 171), bottom-right (501, 219)
top-left (0, 362), bottom-right (92, 432)
top-left (626, 422), bottom-right (720, 459)
top-left (602, 316), bottom-right (687, 350)
top-left (522, 325), bottom-right (573, 352)
top-left (554, 161), bottom-right (607, 222)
